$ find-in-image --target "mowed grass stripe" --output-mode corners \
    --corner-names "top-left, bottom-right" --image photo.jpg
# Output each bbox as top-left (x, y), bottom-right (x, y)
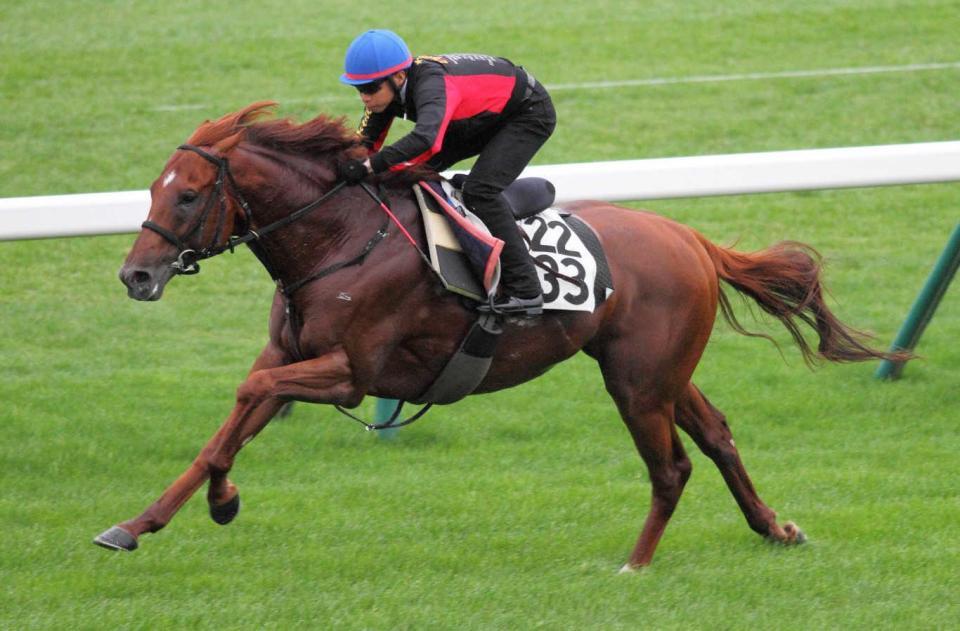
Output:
top-left (149, 60), bottom-right (960, 112)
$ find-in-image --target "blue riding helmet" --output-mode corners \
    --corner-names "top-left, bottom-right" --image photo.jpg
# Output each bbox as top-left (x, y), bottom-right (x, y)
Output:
top-left (340, 29), bottom-right (413, 85)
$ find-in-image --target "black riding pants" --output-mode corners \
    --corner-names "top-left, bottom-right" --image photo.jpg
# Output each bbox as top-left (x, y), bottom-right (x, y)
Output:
top-left (429, 86), bottom-right (557, 298)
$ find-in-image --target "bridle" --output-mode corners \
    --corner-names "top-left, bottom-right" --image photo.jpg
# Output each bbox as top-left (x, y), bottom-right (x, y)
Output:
top-left (143, 144), bottom-right (247, 275)
top-left (142, 144), bottom-right (349, 276)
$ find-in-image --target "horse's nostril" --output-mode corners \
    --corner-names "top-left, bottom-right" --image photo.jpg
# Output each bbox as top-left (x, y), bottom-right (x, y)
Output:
top-left (132, 270), bottom-right (151, 285)
top-left (119, 265), bottom-right (164, 301)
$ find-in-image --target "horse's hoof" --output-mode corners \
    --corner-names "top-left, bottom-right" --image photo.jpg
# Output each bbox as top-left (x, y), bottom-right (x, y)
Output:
top-left (783, 521), bottom-right (807, 545)
top-left (210, 493), bottom-right (240, 525)
top-left (784, 521), bottom-right (807, 544)
top-left (618, 562), bottom-right (646, 574)
top-left (93, 526), bottom-right (138, 552)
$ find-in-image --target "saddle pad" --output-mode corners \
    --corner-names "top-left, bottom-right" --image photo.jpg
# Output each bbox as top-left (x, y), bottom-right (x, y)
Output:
top-left (518, 208), bottom-right (614, 312)
top-left (416, 182), bottom-right (502, 301)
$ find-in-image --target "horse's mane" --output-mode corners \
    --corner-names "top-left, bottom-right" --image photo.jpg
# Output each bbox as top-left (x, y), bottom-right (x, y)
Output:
top-left (186, 101), bottom-right (439, 185)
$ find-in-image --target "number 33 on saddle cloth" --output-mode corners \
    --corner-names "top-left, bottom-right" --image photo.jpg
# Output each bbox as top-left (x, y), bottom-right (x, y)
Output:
top-left (415, 179), bottom-right (614, 312)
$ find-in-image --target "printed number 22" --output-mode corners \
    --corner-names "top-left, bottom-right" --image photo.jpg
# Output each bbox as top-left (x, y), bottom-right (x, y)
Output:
top-left (527, 216), bottom-right (581, 257)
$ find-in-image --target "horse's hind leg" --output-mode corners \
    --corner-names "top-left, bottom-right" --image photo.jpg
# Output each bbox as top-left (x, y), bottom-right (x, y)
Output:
top-left (623, 410), bottom-right (692, 571)
top-left (614, 399), bottom-right (692, 570)
top-left (601, 355), bottom-right (693, 569)
top-left (675, 383), bottom-right (805, 545)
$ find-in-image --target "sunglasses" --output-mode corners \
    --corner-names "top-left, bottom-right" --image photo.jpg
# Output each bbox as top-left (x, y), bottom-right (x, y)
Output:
top-left (355, 79), bottom-right (385, 95)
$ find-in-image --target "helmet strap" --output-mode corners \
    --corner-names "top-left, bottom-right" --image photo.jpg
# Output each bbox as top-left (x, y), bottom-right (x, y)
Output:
top-left (387, 72), bottom-right (406, 105)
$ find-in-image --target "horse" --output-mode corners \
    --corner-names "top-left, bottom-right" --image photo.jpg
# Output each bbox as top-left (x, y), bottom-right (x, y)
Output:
top-left (96, 101), bottom-right (904, 569)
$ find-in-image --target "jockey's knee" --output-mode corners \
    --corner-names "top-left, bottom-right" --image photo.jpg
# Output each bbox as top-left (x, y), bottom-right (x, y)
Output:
top-left (461, 179), bottom-right (502, 208)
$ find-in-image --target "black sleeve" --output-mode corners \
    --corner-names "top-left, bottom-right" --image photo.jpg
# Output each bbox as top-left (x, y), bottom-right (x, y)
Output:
top-left (369, 63), bottom-right (451, 173)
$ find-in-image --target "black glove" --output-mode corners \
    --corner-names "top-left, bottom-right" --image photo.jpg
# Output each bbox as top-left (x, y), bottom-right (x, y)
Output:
top-left (339, 159), bottom-right (369, 184)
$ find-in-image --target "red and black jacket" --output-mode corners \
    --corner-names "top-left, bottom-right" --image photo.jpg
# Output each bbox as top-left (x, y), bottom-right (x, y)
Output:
top-left (359, 54), bottom-right (533, 173)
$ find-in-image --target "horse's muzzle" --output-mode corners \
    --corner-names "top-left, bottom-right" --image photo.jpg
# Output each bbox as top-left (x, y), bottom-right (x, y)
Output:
top-left (118, 264), bottom-right (171, 301)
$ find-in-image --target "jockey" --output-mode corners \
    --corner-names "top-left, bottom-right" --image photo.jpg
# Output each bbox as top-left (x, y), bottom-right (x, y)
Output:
top-left (338, 29), bottom-right (557, 316)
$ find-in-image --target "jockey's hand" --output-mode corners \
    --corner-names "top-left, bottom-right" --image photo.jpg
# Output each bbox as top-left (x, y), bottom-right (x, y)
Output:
top-left (339, 159), bottom-right (370, 184)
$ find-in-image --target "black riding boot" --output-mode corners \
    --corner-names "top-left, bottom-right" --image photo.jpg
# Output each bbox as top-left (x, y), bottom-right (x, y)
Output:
top-left (462, 190), bottom-right (543, 315)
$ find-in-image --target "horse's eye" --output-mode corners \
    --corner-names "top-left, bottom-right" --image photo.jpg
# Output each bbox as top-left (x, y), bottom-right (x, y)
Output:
top-left (178, 190), bottom-right (199, 206)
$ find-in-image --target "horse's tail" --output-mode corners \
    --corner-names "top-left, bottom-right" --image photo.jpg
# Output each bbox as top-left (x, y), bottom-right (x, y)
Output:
top-left (694, 234), bottom-right (910, 366)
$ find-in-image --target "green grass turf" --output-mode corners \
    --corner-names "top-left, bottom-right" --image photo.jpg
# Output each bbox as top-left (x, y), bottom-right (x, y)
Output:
top-left (2, 1), bottom-right (959, 629)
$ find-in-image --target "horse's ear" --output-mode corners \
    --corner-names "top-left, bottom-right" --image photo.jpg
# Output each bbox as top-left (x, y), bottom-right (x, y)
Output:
top-left (238, 100), bottom-right (277, 124)
top-left (214, 132), bottom-right (244, 154)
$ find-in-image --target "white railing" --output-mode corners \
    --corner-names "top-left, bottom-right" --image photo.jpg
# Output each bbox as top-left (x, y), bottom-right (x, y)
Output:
top-left (2, 141), bottom-right (959, 241)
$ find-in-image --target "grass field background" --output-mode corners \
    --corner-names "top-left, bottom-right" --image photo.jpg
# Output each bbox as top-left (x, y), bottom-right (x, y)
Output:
top-left (2, 1), bottom-right (959, 629)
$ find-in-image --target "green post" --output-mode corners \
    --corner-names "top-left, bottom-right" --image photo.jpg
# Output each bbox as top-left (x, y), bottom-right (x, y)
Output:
top-left (374, 398), bottom-right (401, 440)
top-left (876, 221), bottom-right (960, 380)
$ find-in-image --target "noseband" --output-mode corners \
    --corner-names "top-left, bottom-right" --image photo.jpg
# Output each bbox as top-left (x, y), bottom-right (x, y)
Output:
top-left (141, 144), bottom-right (348, 275)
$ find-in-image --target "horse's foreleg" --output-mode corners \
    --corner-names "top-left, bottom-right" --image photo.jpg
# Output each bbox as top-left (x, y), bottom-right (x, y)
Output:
top-left (94, 348), bottom-right (355, 552)
top-left (674, 383), bottom-right (806, 545)
top-left (206, 343), bottom-right (289, 522)
top-left (204, 348), bottom-right (356, 523)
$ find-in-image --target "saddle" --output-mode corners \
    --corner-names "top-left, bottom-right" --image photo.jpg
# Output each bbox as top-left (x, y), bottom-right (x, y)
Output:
top-left (449, 173), bottom-right (558, 220)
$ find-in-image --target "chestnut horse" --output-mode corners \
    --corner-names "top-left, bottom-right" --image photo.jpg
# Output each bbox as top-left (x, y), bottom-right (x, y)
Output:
top-left (95, 102), bottom-right (901, 569)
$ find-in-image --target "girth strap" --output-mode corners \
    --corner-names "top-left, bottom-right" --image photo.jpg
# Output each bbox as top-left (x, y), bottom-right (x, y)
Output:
top-left (411, 313), bottom-right (502, 405)
top-left (327, 312), bottom-right (502, 432)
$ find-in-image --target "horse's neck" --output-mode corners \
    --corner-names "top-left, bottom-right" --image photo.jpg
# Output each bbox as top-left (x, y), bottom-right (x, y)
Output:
top-left (250, 184), bottom-right (419, 290)
top-left (232, 149), bottom-right (336, 279)
top-left (235, 147), bottom-right (423, 290)
top-left (248, 193), bottom-right (354, 284)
